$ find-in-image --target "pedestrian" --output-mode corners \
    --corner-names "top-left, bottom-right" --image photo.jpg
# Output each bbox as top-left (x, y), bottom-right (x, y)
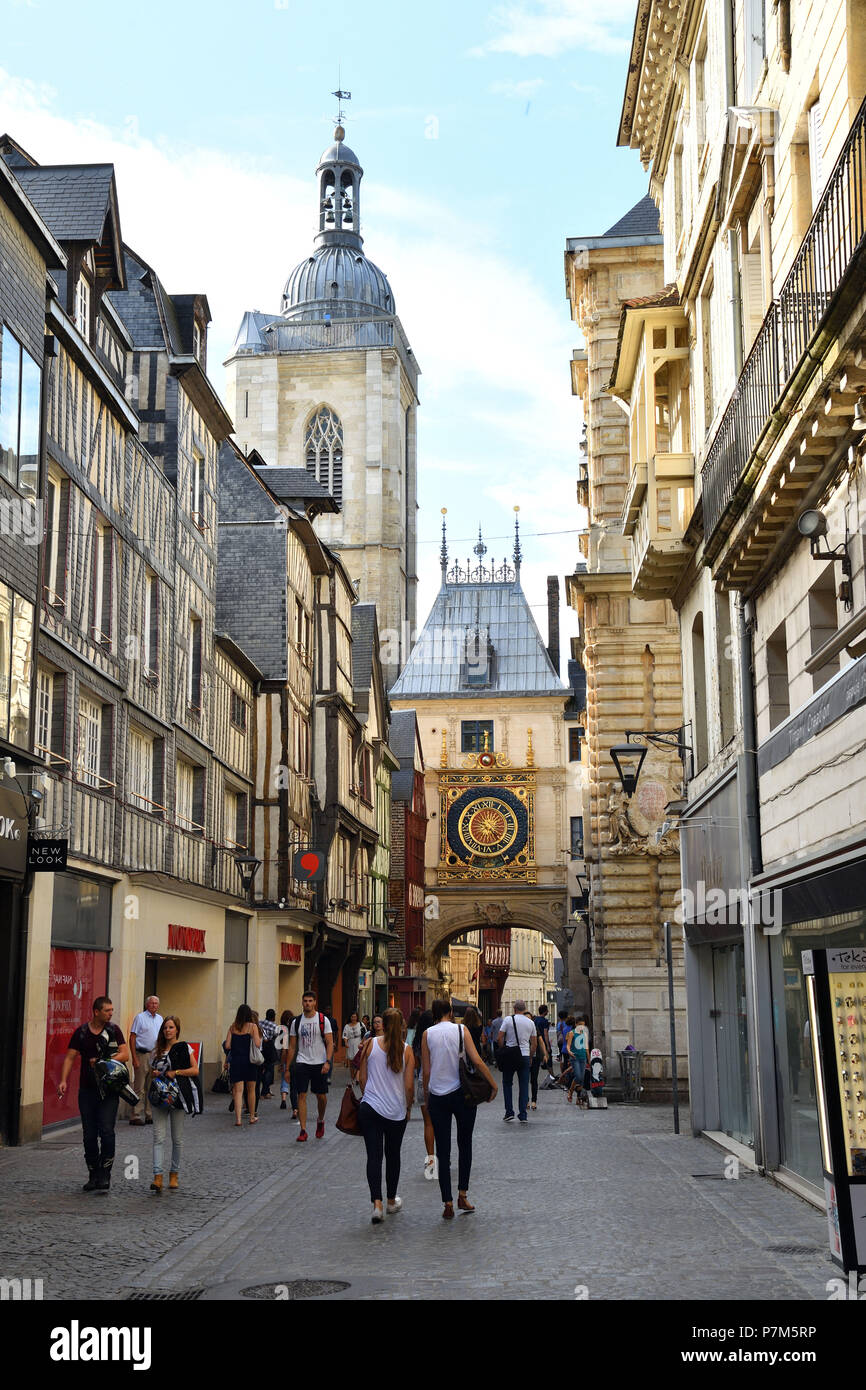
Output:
top-left (358, 1007), bottom-right (415, 1223)
top-left (557, 1011), bottom-right (574, 1075)
top-left (259, 1008), bottom-right (279, 1099)
top-left (463, 1005), bottom-right (484, 1057)
top-left (285, 990), bottom-right (334, 1141)
top-left (361, 1015), bottom-right (372, 1037)
top-left (57, 996), bottom-right (131, 1193)
top-left (127, 995), bottom-right (163, 1126)
top-left (149, 1015), bottom-right (200, 1193)
top-left (422, 997), bottom-right (498, 1219)
top-left (225, 1004), bottom-right (262, 1127)
top-left (497, 1001), bottom-right (537, 1123)
top-left (567, 1016), bottom-right (590, 1104)
top-left (489, 1009), bottom-right (503, 1065)
top-left (412, 1008), bottom-right (437, 1180)
top-left (533, 1004), bottom-right (553, 1072)
top-left (342, 1011), bottom-right (365, 1070)
top-left (279, 1009), bottom-right (299, 1116)
top-left (529, 1013), bottom-right (549, 1110)
top-left (370, 1014), bottom-right (384, 1037)
top-left (405, 1007), bottom-right (421, 1048)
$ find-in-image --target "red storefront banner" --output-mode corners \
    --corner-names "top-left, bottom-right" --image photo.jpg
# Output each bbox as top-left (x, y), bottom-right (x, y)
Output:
top-left (42, 948), bottom-right (108, 1127)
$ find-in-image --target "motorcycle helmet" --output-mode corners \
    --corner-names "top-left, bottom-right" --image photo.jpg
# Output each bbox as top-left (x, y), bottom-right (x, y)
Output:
top-left (149, 1075), bottom-right (183, 1110)
top-left (94, 1057), bottom-right (138, 1107)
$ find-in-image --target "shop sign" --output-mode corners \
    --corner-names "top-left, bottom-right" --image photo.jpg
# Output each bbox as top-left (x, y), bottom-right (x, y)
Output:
top-left (358, 969), bottom-right (371, 989)
top-left (483, 942), bottom-right (510, 969)
top-left (0, 780), bottom-right (28, 878)
top-left (27, 837), bottom-right (68, 871)
top-left (408, 882), bottom-right (425, 909)
top-left (280, 941), bottom-right (301, 964)
top-left (168, 923), bottom-right (206, 953)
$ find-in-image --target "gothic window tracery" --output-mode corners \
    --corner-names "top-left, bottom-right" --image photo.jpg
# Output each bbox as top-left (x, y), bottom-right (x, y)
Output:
top-left (304, 406), bottom-right (343, 504)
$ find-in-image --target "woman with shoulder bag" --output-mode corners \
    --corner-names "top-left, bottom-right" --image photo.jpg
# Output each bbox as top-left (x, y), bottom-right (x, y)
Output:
top-left (358, 1008), bottom-right (415, 1224)
top-left (149, 1015), bottom-right (200, 1193)
top-left (224, 1004), bottom-right (262, 1127)
top-left (422, 998), bottom-right (497, 1220)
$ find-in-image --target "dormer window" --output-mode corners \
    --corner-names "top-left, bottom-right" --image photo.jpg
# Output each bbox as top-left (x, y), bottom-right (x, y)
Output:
top-left (193, 321), bottom-right (202, 362)
top-left (75, 275), bottom-right (90, 340)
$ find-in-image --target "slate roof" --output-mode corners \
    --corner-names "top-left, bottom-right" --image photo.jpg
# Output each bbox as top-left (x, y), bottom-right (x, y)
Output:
top-left (389, 580), bottom-right (568, 700)
top-left (251, 466), bottom-right (340, 514)
top-left (602, 194), bottom-right (660, 238)
top-left (13, 164), bottom-right (116, 242)
top-left (389, 709), bottom-right (421, 802)
top-left (351, 603), bottom-right (377, 694)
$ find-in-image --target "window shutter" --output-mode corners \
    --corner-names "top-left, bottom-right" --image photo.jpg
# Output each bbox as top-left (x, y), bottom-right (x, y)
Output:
top-left (193, 766), bottom-right (205, 830)
top-left (741, 250), bottom-right (765, 353)
top-left (57, 480), bottom-right (70, 607)
top-left (51, 672), bottom-right (67, 758)
top-left (808, 100), bottom-right (825, 209)
top-left (152, 736), bottom-right (164, 810)
top-left (149, 577), bottom-right (160, 672)
top-left (104, 528), bottom-right (114, 643)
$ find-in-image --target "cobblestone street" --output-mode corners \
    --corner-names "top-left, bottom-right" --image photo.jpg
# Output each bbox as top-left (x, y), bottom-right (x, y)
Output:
top-left (0, 1071), bottom-right (832, 1302)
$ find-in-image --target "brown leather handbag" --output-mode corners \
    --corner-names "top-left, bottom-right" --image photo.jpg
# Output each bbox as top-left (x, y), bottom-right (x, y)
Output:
top-left (336, 1083), bottom-right (362, 1136)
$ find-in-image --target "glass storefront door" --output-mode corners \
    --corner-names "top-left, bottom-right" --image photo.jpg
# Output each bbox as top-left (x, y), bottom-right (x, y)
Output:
top-left (711, 943), bottom-right (753, 1147)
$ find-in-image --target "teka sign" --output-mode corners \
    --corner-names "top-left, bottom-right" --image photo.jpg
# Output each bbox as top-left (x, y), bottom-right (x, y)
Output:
top-left (167, 924), bottom-right (206, 954)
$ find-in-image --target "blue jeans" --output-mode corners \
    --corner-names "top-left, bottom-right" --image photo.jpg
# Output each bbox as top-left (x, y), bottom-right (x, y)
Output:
top-left (152, 1106), bottom-right (185, 1175)
top-left (502, 1055), bottom-right (531, 1119)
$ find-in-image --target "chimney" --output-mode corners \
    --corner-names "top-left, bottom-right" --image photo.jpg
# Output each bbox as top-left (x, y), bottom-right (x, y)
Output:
top-left (546, 575), bottom-right (560, 676)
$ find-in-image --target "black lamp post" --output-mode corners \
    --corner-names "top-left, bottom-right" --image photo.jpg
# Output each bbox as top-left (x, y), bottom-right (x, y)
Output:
top-left (610, 725), bottom-right (693, 797)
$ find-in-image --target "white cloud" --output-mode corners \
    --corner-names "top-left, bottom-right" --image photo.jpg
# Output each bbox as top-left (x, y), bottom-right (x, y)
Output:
top-left (489, 78), bottom-right (547, 100)
top-left (472, 1), bottom-right (635, 58)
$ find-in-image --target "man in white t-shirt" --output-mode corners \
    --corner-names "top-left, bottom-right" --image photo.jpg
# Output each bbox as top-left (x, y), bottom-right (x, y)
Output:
top-left (342, 1012), bottom-right (364, 1065)
top-left (286, 990), bottom-right (334, 1141)
top-left (128, 995), bottom-right (163, 1125)
top-left (497, 1001), bottom-right (537, 1123)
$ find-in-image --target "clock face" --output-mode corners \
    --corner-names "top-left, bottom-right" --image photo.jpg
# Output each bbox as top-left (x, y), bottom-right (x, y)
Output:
top-left (446, 787), bottom-right (529, 867)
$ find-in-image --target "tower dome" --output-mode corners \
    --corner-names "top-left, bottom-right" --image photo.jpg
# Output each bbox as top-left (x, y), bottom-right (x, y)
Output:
top-left (280, 124), bottom-right (396, 321)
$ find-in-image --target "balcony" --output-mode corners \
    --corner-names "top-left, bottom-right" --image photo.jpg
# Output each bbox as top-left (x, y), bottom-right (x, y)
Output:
top-left (623, 454), bottom-right (695, 597)
top-left (702, 92), bottom-right (866, 560)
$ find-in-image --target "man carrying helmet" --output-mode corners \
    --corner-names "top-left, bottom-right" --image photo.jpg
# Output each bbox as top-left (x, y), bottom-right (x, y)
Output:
top-left (58, 996), bottom-right (131, 1193)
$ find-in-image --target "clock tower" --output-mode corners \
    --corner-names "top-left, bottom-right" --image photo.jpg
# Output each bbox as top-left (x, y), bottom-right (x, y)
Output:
top-left (390, 514), bottom-right (581, 1013)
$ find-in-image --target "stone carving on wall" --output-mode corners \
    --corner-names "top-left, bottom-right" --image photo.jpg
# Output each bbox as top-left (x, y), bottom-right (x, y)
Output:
top-left (473, 901), bottom-right (513, 925)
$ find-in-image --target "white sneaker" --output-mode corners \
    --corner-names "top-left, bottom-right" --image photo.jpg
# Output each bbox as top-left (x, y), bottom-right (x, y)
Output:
top-left (371, 1205), bottom-right (384, 1224)
top-left (386, 1196), bottom-right (403, 1214)
top-left (423, 1155), bottom-right (438, 1181)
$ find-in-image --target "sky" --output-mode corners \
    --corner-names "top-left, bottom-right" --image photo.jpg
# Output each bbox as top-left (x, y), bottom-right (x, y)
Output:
top-left (0, 0), bottom-right (650, 656)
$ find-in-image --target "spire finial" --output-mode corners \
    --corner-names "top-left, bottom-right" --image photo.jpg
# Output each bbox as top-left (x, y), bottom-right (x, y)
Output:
top-left (513, 506), bottom-right (522, 575)
top-left (332, 76), bottom-right (351, 131)
top-left (440, 508), bottom-right (448, 580)
top-left (473, 526), bottom-right (487, 560)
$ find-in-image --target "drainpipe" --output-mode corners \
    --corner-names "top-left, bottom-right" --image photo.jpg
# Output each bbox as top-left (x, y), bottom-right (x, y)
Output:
top-left (739, 598), bottom-right (763, 881)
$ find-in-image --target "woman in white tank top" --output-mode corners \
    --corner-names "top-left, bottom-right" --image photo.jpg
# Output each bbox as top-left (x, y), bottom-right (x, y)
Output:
top-left (358, 1008), bottom-right (415, 1224)
top-left (422, 999), bottom-right (498, 1220)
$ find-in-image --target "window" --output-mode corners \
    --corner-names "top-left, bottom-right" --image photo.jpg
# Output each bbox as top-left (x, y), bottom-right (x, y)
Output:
top-left (570, 816), bottom-right (584, 859)
top-left (744, 0), bottom-right (766, 100)
top-left (143, 570), bottom-right (159, 681)
top-left (74, 276), bottom-right (90, 339)
top-left (766, 621), bottom-right (790, 730)
top-left (808, 564), bottom-right (839, 692)
top-left (91, 519), bottom-right (114, 649)
top-left (461, 720), bottom-right (494, 753)
top-left (0, 584), bottom-right (35, 747)
top-left (358, 747), bottom-right (372, 804)
top-left (694, 31), bottom-right (708, 158)
top-left (44, 471), bottom-right (70, 609)
top-left (190, 450), bottom-right (206, 530)
top-left (715, 592), bottom-right (735, 748)
top-left (188, 615), bottom-right (202, 709)
top-left (230, 689), bottom-right (247, 731)
top-left (570, 896), bottom-right (582, 915)
top-left (36, 668), bottom-right (52, 760)
top-left (0, 325), bottom-right (41, 497)
top-left (128, 728), bottom-right (154, 811)
top-left (176, 758), bottom-right (205, 832)
top-left (568, 727), bottom-right (583, 761)
top-left (293, 708), bottom-right (310, 776)
top-left (77, 694), bottom-right (112, 789)
top-left (691, 613), bottom-right (709, 772)
top-left (808, 100), bottom-right (825, 211)
top-left (739, 194), bottom-right (767, 356)
top-left (192, 321), bottom-right (202, 363)
top-left (224, 784), bottom-right (248, 849)
top-left (304, 406), bottom-right (343, 504)
top-left (701, 274), bottom-right (719, 430)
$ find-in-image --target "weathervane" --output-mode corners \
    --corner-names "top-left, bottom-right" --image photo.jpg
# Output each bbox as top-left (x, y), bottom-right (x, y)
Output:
top-left (332, 81), bottom-right (351, 128)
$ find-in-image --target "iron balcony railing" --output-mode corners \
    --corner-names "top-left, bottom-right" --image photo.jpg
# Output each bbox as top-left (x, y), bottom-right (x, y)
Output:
top-left (702, 92), bottom-right (866, 545)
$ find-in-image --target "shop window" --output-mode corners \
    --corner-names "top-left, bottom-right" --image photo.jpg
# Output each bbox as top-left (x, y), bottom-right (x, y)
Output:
top-left (808, 564), bottom-right (840, 692)
top-left (0, 324), bottom-right (41, 498)
top-left (570, 816), bottom-right (584, 860)
top-left (568, 727), bottom-right (583, 761)
top-left (691, 612), bottom-right (709, 772)
top-left (461, 720), bottom-right (493, 753)
top-left (766, 621), bottom-right (790, 730)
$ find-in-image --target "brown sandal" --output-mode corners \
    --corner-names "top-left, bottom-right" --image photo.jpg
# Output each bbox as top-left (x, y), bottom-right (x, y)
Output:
top-left (457, 1195), bottom-right (475, 1213)
top-left (442, 1201), bottom-right (455, 1220)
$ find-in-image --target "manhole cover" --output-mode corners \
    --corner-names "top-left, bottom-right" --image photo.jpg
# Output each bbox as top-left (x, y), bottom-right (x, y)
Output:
top-left (765, 1245), bottom-right (825, 1256)
top-left (126, 1289), bottom-right (204, 1301)
top-left (240, 1280), bottom-right (349, 1301)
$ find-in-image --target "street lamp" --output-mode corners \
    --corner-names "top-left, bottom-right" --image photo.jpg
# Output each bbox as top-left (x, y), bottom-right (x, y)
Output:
top-left (383, 906), bottom-right (399, 933)
top-left (234, 854), bottom-right (261, 902)
top-left (610, 726), bottom-right (693, 797)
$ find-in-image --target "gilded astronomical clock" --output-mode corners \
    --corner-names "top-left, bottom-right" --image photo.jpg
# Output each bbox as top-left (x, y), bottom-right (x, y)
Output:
top-left (439, 737), bottom-right (536, 883)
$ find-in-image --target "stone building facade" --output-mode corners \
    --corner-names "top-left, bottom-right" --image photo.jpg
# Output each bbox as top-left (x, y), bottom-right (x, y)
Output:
top-left (612, 0), bottom-right (866, 1199)
top-left (564, 201), bottom-right (686, 1097)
